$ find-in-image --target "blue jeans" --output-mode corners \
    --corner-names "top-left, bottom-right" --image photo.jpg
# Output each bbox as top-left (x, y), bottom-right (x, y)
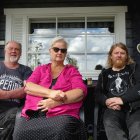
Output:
top-left (103, 108), bottom-right (140, 140)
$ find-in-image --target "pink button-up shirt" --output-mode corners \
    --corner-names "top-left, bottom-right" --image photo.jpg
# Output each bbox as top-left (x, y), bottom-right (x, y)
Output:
top-left (21, 63), bottom-right (87, 119)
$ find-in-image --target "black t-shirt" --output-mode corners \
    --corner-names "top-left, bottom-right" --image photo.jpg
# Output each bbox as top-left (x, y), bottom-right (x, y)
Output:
top-left (106, 66), bottom-right (132, 98)
top-left (0, 61), bottom-right (32, 110)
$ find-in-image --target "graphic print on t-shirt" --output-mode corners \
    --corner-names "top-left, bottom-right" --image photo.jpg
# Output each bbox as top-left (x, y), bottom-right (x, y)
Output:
top-left (0, 74), bottom-right (23, 90)
top-left (0, 74), bottom-right (23, 103)
top-left (109, 72), bottom-right (129, 96)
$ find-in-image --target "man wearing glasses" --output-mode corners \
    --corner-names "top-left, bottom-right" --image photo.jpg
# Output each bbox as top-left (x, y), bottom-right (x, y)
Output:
top-left (0, 41), bottom-right (32, 140)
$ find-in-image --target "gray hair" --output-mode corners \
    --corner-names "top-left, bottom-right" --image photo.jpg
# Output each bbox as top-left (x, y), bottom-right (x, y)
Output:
top-left (5, 41), bottom-right (22, 50)
top-left (50, 36), bottom-right (68, 48)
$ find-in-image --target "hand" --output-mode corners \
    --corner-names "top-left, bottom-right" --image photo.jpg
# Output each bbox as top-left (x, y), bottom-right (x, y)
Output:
top-left (106, 97), bottom-right (123, 107)
top-left (0, 89), bottom-right (4, 99)
top-left (49, 90), bottom-right (66, 101)
top-left (107, 104), bottom-right (121, 110)
top-left (37, 98), bottom-right (62, 112)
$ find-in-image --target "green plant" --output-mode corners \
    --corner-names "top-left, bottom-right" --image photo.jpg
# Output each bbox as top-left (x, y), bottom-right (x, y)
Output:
top-left (66, 54), bottom-right (78, 69)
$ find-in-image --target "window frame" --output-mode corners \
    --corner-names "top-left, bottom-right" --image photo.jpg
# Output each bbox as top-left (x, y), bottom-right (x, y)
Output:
top-left (4, 6), bottom-right (127, 79)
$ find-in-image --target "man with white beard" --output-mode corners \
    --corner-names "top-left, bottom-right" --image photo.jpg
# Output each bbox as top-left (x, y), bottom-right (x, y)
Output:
top-left (0, 41), bottom-right (32, 140)
top-left (95, 42), bottom-right (140, 140)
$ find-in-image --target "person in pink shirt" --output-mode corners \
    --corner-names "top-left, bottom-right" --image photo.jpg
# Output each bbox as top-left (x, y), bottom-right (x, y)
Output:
top-left (13, 36), bottom-right (87, 140)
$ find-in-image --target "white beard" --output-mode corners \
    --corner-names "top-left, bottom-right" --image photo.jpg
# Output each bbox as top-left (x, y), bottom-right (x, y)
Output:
top-left (9, 56), bottom-right (19, 63)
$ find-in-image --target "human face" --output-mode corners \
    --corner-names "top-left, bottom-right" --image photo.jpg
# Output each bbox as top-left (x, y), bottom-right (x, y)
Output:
top-left (5, 41), bottom-right (21, 63)
top-left (49, 41), bottom-right (67, 62)
top-left (111, 47), bottom-right (127, 69)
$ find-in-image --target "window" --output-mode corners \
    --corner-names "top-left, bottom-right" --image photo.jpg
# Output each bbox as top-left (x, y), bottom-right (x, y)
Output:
top-left (4, 6), bottom-right (127, 79)
top-left (28, 17), bottom-right (114, 78)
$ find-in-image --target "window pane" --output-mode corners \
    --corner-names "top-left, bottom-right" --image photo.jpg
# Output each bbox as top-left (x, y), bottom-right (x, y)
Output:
top-left (28, 54), bottom-right (50, 70)
top-left (28, 35), bottom-right (55, 53)
top-left (87, 54), bottom-right (107, 71)
top-left (30, 18), bottom-right (56, 34)
top-left (58, 17), bottom-right (85, 35)
top-left (87, 17), bottom-right (114, 33)
top-left (65, 54), bottom-right (86, 72)
top-left (58, 28), bottom-right (85, 35)
top-left (87, 28), bottom-right (111, 34)
top-left (33, 29), bottom-right (56, 35)
top-left (62, 35), bottom-right (85, 53)
top-left (28, 17), bottom-right (115, 78)
top-left (87, 35), bottom-right (115, 53)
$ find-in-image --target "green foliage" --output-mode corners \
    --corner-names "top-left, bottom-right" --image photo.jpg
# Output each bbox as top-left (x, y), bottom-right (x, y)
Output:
top-left (66, 54), bottom-right (78, 69)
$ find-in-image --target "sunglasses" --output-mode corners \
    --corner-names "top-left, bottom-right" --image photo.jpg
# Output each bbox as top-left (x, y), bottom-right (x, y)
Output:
top-left (52, 47), bottom-right (67, 53)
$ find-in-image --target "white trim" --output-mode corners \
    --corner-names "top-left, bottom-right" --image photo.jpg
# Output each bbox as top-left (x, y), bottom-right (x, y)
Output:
top-left (4, 6), bottom-right (127, 15)
top-left (0, 41), bottom-right (5, 45)
top-left (22, 16), bottom-right (29, 65)
top-left (5, 15), bottom-right (12, 42)
top-left (115, 12), bottom-right (126, 43)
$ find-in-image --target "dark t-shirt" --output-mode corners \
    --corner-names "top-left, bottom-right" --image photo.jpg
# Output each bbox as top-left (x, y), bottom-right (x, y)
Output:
top-left (106, 66), bottom-right (131, 98)
top-left (0, 61), bottom-right (32, 110)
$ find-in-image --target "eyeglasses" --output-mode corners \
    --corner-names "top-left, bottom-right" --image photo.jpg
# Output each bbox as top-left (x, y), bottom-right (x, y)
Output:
top-left (52, 47), bottom-right (67, 53)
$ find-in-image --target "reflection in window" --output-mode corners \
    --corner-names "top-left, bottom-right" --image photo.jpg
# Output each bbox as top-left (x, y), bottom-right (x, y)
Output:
top-left (28, 17), bottom-right (114, 78)
top-left (87, 35), bottom-right (114, 53)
